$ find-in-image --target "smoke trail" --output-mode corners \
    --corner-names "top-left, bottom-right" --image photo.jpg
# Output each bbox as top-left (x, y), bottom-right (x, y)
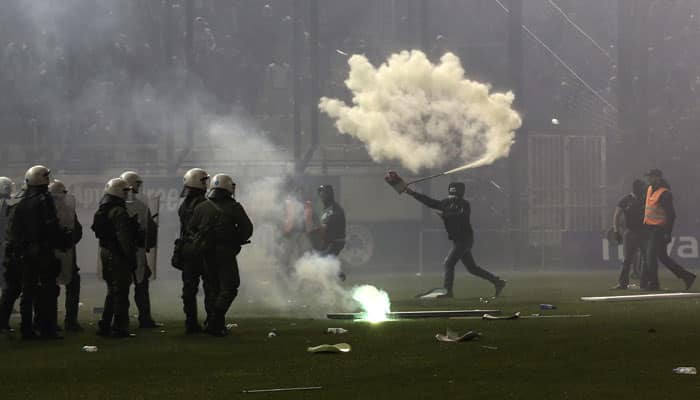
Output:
top-left (319, 50), bottom-right (522, 173)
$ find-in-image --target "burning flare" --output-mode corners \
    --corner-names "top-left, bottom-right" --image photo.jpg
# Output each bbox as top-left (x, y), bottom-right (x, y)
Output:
top-left (351, 285), bottom-right (391, 323)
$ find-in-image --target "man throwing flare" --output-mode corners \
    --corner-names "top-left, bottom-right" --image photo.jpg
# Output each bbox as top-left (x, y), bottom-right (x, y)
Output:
top-left (387, 172), bottom-right (506, 298)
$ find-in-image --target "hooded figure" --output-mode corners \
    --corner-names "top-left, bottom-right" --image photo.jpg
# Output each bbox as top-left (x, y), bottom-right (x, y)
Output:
top-left (406, 181), bottom-right (506, 298)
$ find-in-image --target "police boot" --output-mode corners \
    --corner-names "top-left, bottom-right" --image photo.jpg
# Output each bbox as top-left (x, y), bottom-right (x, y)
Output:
top-left (185, 322), bottom-right (203, 334)
top-left (64, 320), bottom-right (84, 332)
top-left (96, 320), bottom-right (112, 337)
top-left (205, 311), bottom-right (227, 337)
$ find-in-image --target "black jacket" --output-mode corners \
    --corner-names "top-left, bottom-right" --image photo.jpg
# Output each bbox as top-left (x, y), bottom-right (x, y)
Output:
top-left (188, 189), bottom-right (254, 249)
top-left (411, 192), bottom-right (474, 243)
top-left (6, 186), bottom-right (61, 247)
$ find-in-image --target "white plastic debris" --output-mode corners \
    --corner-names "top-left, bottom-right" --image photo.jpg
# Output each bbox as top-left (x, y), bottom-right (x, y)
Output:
top-left (82, 346), bottom-right (98, 353)
top-left (551, 118), bottom-right (560, 125)
top-left (673, 367), bottom-right (697, 375)
top-left (435, 329), bottom-right (481, 343)
top-left (326, 328), bottom-right (348, 334)
top-left (78, 302), bottom-right (84, 308)
top-left (226, 323), bottom-right (238, 330)
top-left (307, 343), bottom-right (351, 353)
top-left (268, 332), bottom-right (277, 338)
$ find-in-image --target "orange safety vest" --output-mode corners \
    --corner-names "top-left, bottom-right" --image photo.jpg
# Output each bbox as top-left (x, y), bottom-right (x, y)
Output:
top-left (643, 186), bottom-right (669, 226)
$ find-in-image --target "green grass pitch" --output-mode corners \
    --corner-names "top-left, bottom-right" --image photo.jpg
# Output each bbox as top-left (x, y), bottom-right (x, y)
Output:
top-left (1, 271), bottom-right (699, 399)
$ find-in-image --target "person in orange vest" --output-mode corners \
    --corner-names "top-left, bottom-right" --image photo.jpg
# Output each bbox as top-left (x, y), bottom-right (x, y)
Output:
top-left (642, 169), bottom-right (696, 291)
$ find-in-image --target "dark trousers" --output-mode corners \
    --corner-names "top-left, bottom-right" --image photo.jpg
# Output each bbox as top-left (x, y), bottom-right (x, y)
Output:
top-left (134, 276), bottom-right (153, 324)
top-left (643, 227), bottom-right (694, 289)
top-left (182, 252), bottom-right (207, 327)
top-left (443, 240), bottom-right (498, 292)
top-left (99, 248), bottom-right (132, 333)
top-left (64, 268), bottom-right (80, 324)
top-left (204, 247), bottom-right (240, 330)
top-left (0, 284), bottom-right (21, 329)
top-left (618, 229), bottom-right (646, 287)
top-left (20, 244), bottom-right (59, 336)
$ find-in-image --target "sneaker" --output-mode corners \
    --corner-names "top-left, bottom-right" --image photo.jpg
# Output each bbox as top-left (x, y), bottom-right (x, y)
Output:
top-left (494, 279), bottom-right (507, 297)
top-left (436, 292), bottom-right (454, 299)
top-left (684, 274), bottom-right (696, 291)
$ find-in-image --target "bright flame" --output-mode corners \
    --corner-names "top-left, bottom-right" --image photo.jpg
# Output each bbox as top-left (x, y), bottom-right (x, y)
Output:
top-left (351, 285), bottom-right (391, 323)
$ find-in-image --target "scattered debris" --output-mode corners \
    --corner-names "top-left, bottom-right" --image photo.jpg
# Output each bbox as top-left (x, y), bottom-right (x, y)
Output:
top-left (673, 367), bottom-right (697, 375)
top-left (483, 312), bottom-right (520, 320)
top-left (435, 330), bottom-right (481, 343)
top-left (307, 343), bottom-right (351, 353)
top-left (78, 302), bottom-right (84, 308)
top-left (82, 346), bottom-right (98, 353)
top-left (451, 314), bottom-right (590, 320)
top-left (416, 288), bottom-right (448, 299)
top-left (268, 332), bottom-right (277, 338)
top-left (481, 345), bottom-right (499, 350)
top-left (539, 304), bottom-right (557, 310)
top-left (243, 386), bottom-right (323, 394)
top-left (326, 328), bottom-right (349, 334)
top-left (581, 293), bottom-right (700, 302)
top-left (551, 118), bottom-right (560, 125)
top-left (335, 49), bottom-right (349, 56)
top-left (226, 323), bottom-right (238, 330)
top-left (328, 309), bottom-right (501, 320)
top-left (159, 330), bottom-right (166, 333)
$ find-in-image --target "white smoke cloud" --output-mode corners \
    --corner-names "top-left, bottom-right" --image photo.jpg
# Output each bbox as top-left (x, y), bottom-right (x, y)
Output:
top-left (203, 116), bottom-right (384, 319)
top-left (320, 50), bottom-right (522, 173)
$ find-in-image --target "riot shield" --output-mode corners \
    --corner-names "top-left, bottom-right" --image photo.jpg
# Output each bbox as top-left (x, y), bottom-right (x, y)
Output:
top-left (125, 192), bottom-right (159, 283)
top-left (146, 194), bottom-right (160, 280)
top-left (53, 193), bottom-right (77, 286)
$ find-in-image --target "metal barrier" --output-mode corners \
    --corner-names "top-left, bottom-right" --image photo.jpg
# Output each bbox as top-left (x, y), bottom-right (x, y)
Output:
top-left (528, 134), bottom-right (607, 246)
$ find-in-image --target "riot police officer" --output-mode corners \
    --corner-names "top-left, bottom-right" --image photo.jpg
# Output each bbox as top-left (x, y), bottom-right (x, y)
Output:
top-left (0, 177), bottom-right (19, 333)
top-left (406, 182), bottom-right (506, 298)
top-left (93, 178), bottom-right (138, 338)
top-left (49, 180), bottom-right (84, 331)
top-left (188, 174), bottom-right (253, 337)
top-left (120, 171), bottom-right (161, 329)
top-left (175, 168), bottom-right (209, 334)
top-left (6, 166), bottom-right (64, 339)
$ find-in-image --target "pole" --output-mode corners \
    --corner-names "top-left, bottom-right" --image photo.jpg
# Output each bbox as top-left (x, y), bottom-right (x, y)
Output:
top-left (292, 0), bottom-right (302, 163)
top-left (507, 0), bottom-right (525, 269)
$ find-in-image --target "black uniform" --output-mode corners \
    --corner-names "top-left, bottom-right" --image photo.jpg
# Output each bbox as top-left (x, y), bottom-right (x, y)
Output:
top-left (0, 196), bottom-right (20, 331)
top-left (92, 194), bottom-right (138, 337)
top-left (188, 189), bottom-right (253, 336)
top-left (318, 202), bottom-right (346, 257)
top-left (6, 186), bottom-right (63, 339)
top-left (616, 192), bottom-right (645, 287)
top-left (64, 216), bottom-right (82, 329)
top-left (642, 181), bottom-right (696, 290)
top-left (177, 187), bottom-right (208, 332)
top-left (409, 183), bottom-right (504, 296)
